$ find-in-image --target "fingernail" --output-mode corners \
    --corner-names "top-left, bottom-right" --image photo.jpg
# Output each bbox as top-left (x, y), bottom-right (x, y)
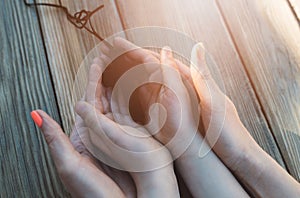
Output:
top-left (191, 42), bottom-right (205, 71)
top-left (162, 46), bottom-right (172, 57)
top-left (31, 111), bottom-right (43, 128)
top-left (196, 42), bottom-right (205, 60)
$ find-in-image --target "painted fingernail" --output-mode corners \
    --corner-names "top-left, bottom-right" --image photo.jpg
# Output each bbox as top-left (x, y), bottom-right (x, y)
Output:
top-left (31, 111), bottom-right (43, 128)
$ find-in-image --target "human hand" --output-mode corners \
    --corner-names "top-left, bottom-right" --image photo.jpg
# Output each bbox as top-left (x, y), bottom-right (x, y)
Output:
top-left (30, 56), bottom-right (140, 197)
top-left (71, 106), bottom-right (136, 198)
top-left (75, 59), bottom-right (180, 198)
top-left (99, 38), bottom-right (249, 197)
top-left (30, 110), bottom-right (127, 198)
top-left (180, 43), bottom-right (300, 197)
top-left (100, 38), bottom-right (199, 157)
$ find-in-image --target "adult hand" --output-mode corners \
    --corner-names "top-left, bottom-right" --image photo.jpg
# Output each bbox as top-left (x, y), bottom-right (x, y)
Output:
top-left (181, 43), bottom-right (300, 197)
top-left (31, 110), bottom-right (126, 198)
top-left (30, 58), bottom-right (138, 198)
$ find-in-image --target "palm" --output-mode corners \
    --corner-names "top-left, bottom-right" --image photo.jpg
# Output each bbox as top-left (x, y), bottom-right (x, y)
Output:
top-left (70, 115), bottom-right (136, 198)
top-left (100, 38), bottom-right (197, 147)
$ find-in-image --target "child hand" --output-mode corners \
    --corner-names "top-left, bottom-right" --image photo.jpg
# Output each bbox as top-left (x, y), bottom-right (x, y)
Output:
top-left (75, 60), bottom-right (180, 198)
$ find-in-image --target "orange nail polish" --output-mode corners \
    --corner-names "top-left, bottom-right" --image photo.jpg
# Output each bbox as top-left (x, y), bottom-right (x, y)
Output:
top-left (31, 111), bottom-right (43, 128)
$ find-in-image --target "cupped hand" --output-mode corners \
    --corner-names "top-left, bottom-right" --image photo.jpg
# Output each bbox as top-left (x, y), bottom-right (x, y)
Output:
top-left (98, 38), bottom-right (250, 198)
top-left (175, 43), bottom-right (300, 197)
top-left (100, 38), bottom-right (199, 156)
top-left (71, 108), bottom-right (136, 198)
top-left (172, 43), bottom-right (258, 168)
top-left (31, 110), bottom-right (127, 198)
top-left (30, 58), bottom-right (137, 198)
top-left (75, 58), bottom-right (179, 198)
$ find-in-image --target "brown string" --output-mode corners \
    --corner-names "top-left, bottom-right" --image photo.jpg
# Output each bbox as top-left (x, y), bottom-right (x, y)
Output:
top-left (24, 0), bottom-right (112, 47)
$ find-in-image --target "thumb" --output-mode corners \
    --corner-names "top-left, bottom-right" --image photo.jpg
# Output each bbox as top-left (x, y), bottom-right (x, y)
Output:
top-left (31, 110), bottom-right (79, 172)
top-left (190, 43), bottom-right (223, 106)
top-left (113, 37), bottom-right (158, 63)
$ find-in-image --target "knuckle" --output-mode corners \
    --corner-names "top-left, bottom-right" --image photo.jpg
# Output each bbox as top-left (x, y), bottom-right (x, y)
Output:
top-left (44, 126), bottom-right (62, 147)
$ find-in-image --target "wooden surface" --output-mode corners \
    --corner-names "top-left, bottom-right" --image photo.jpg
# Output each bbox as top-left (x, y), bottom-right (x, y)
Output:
top-left (289, 0), bottom-right (300, 20)
top-left (36, 0), bottom-right (124, 133)
top-left (115, 0), bottom-right (285, 165)
top-left (0, 0), bottom-right (69, 196)
top-left (216, 0), bottom-right (300, 181)
top-left (1, 0), bottom-right (299, 197)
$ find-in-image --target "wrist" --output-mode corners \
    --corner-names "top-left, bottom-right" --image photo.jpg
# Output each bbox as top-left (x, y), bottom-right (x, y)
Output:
top-left (131, 164), bottom-right (179, 198)
top-left (175, 132), bottom-right (204, 165)
top-left (230, 140), bottom-right (266, 182)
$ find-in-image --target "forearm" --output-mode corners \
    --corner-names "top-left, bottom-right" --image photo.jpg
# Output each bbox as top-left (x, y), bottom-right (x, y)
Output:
top-left (234, 142), bottom-right (300, 197)
top-left (175, 133), bottom-right (249, 198)
top-left (131, 164), bottom-right (180, 198)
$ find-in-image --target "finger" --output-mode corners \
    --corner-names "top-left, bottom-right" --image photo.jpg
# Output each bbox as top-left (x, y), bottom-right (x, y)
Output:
top-left (99, 42), bottom-right (111, 57)
top-left (113, 37), bottom-right (161, 79)
top-left (70, 96), bottom-right (85, 138)
top-left (70, 115), bottom-right (95, 159)
top-left (75, 101), bottom-right (129, 146)
top-left (102, 89), bottom-right (130, 124)
top-left (86, 64), bottom-right (104, 112)
top-left (70, 97), bottom-right (85, 144)
top-left (31, 110), bottom-right (79, 171)
top-left (160, 47), bottom-right (185, 92)
top-left (92, 57), bottom-right (102, 66)
top-left (91, 58), bottom-right (111, 114)
top-left (149, 48), bottom-right (193, 85)
top-left (147, 49), bottom-right (160, 59)
top-left (174, 59), bottom-right (193, 85)
top-left (190, 43), bottom-right (224, 105)
top-left (93, 57), bottom-right (109, 77)
top-left (70, 115), bottom-right (85, 142)
top-left (111, 90), bottom-right (137, 127)
top-left (113, 37), bottom-right (158, 63)
top-left (101, 87), bottom-right (111, 114)
top-left (31, 111), bottom-right (125, 197)
top-left (100, 54), bottom-right (111, 65)
top-left (106, 87), bottom-right (112, 104)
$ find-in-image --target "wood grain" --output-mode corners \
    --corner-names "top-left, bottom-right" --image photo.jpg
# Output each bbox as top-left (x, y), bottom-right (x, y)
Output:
top-left (36, 0), bottom-right (124, 133)
top-left (115, 0), bottom-right (285, 166)
top-left (289, 0), bottom-right (300, 20)
top-left (0, 0), bottom-right (69, 197)
top-left (216, 0), bottom-right (300, 180)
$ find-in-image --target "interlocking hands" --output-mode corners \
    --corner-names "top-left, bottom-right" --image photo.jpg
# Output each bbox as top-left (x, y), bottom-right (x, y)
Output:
top-left (31, 38), bottom-right (300, 198)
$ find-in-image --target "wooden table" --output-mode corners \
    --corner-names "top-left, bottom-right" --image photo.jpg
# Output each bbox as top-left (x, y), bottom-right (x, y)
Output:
top-left (1, 0), bottom-right (299, 196)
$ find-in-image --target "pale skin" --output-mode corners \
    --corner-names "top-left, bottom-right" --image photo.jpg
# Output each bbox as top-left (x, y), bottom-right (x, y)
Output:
top-left (33, 56), bottom-right (179, 197)
top-left (178, 42), bottom-right (300, 197)
top-left (99, 37), bottom-right (300, 197)
top-left (31, 37), bottom-right (300, 197)
top-left (75, 58), bottom-right (179, 198)
top-left (99, 37), bottom-right (248, 197)
top-left (33, 110), bottom-right (127, 198)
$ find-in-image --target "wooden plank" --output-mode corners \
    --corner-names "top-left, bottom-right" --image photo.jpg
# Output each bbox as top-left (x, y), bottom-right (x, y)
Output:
top-left (115, 0), bottom-right (286, 167)
top-left (289, 0), bottom-right (300, 21)
top-left (36, 0), bottom-right (124, 133)
top-left (216, 0), bottom-right (300, 180)
top-left (0, 0), bottom-right (69, 197)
